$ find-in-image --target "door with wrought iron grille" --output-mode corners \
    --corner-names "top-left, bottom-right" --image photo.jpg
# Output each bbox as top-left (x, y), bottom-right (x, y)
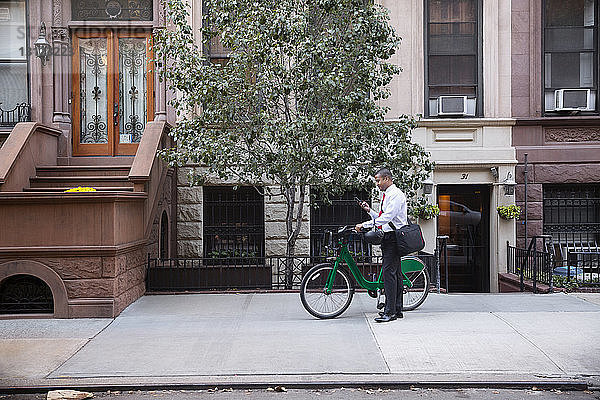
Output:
top-left (72, 30), bottom-right (154, 156)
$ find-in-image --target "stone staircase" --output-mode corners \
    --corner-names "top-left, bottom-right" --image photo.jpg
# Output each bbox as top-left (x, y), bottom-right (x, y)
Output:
top-left (25, 165), bottom-right (134, 192)
top-left (0, 122), bottom-right (175, 318)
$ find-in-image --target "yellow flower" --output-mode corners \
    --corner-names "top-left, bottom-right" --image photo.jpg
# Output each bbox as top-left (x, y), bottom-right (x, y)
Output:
top-left (64, 186), bottom-right (97, 193)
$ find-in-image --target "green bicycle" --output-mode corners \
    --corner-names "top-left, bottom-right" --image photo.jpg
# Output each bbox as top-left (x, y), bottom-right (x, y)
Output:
top-left (300, 226), bottom-right (430, 319)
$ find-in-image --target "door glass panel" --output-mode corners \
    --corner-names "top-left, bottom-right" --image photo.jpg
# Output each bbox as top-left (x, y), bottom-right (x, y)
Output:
top-left (79, 38), bottom-right (108, 144)
top-left (118, 37), bottom-right (147, 144)
top-left (438, 185), bottom-right (490, 292)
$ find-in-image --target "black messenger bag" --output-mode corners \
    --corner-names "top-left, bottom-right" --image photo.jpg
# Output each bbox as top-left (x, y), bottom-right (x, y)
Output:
top-left (390, 219), bottom-right (425, 255)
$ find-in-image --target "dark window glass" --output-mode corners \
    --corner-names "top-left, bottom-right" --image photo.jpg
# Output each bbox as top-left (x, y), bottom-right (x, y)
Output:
top-left (72, 0), bottom-right (152, 21)
top-left (0, 275), bottom-right (53, 314)
top-left (203, 186), bottom-right (265, 259)
top-left (548, 52), bottom-right (594, 88)
top-left (545, 0), bottom-right (591, 26)
top-left (428, 55), bottom-right (477, 85)
top-left (0, 0), bottom-right (28, 121)
top-left (160, 211), bottom-right (168, 260)
top-left (426, 0), bottom-right (480, 116)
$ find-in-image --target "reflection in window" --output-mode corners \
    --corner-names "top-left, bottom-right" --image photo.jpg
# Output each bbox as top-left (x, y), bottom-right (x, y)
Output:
top-left (0, 0), bottom-right (28, 119)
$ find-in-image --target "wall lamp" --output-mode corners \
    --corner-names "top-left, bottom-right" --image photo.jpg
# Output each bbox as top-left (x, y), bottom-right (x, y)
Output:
top-left (490, 166), bottom-right (499, 180)
top-left (503, 172), bottom-right (516, 196)
top-left (422, 178), bottom-right (435, 195)
top-left (34, 22), bottom-right (51, 66)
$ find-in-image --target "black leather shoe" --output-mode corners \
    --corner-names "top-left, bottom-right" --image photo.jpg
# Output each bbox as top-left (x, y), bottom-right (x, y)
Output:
top-left (374, 313), bottom-right (397, 323)
top-left (379, 311), bottom-right (404, 318)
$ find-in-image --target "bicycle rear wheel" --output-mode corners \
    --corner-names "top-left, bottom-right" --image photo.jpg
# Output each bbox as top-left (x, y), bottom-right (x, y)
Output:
top-left (403, 267), bottom-right (430, 311)
top-left (300, 263), bottom-right (354, 319)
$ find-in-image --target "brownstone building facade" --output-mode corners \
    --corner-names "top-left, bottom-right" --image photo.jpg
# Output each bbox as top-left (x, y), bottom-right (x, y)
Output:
top-left (512, 1), bottom-right (600, 261)
top-left (0, 0), bottom-right (177, 318)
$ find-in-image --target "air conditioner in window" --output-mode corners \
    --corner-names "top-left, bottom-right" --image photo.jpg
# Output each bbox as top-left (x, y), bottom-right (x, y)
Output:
top-left (438, 96), bottom-right (468, 116)
top-left (554, 89), bottom-right (592, 111)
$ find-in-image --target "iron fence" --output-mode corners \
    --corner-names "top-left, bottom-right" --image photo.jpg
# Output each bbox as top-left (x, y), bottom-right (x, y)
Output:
top-left (0, 103), bottom-right (31, 126)
top-left (507, 242), bottom-right (553, 291)
top-left (146, 252), bottom-right (440, 292)
top-left (564, 251), bottom-right (600, 286)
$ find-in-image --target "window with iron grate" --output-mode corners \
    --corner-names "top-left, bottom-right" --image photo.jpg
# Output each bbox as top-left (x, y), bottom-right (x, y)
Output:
top-left (71, 0), bottom-right (153, 21)
top-left (203, 186), bottom-right (265, 260)
top-left (543, 184), bottom-right (600, 253)
top-left (0, 275), bottom-right (53, 314)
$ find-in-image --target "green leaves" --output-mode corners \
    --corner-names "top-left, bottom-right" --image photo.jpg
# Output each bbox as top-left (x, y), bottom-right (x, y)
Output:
top-left (155, 0), bottom-right (433, 253)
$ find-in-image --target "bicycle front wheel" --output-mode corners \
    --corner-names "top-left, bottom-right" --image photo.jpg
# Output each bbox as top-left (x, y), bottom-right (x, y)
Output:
top-left (300, 263), bottom-right (354, 319)
top-left (403, 267), bottom-right (430, 311)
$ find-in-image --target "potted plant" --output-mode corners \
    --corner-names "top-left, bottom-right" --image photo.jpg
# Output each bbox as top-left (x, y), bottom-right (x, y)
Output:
top-left (497, 204), bottom-right (521, 220)
top-left (414, 204), bottom-right (440, 220)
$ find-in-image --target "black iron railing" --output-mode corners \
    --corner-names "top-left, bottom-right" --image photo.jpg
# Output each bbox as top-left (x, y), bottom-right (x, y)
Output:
top-left (507, 237), bottom-right (554, 292)
top-left (565, 251), bottom-right (600, 286)
top-left (0, 103), bottom-right (31, 127)
top-left (147, 252), bottom-right (441, 293)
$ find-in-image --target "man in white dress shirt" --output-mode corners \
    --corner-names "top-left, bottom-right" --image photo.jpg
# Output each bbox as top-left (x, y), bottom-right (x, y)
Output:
top-left (355, 168), bottom-right (408, 322)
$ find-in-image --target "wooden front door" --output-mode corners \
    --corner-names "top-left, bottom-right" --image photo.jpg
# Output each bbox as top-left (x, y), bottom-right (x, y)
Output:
top-left (72, 31), bottom-right (154, 156)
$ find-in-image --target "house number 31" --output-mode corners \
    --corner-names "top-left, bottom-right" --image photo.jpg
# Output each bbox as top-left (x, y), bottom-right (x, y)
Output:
top-left (460, 173), bottom-right (469, 180)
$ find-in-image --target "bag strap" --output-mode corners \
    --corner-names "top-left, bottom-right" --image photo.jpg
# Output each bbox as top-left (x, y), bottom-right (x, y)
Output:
top-left (388, 217), bottom-right (413, 231)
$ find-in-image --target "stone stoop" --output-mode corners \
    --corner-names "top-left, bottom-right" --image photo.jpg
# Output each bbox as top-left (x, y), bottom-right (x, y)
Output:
top-left (0, 163), bottom-right (149, 318)
top-left (498, 273), bottom-right (554, 293)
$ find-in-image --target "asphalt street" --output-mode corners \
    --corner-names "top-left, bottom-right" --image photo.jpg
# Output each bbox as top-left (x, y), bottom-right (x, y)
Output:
top-left (2, 388), bottom-right (600, 400)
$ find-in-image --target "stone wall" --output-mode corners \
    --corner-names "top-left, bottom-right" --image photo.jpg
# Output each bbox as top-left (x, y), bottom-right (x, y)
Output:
top-left (177, 167), bottom-right (203, 258)
top-left (176, 167), bottom-right (312, 259)
top-left (0, 244), bottom-right (147, 318)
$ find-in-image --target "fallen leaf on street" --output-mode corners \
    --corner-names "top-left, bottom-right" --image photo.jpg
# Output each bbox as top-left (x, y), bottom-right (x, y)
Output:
top-left (47, 390), bottom-right (93, 400)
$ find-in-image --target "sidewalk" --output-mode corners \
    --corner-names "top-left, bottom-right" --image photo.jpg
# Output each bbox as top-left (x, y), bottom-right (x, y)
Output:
top-left (1, 292), bottom-right (599, 392)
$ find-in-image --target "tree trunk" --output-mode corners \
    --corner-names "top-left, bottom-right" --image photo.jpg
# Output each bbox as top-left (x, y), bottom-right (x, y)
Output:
top-left (283, 182), bottom-right (306, 289)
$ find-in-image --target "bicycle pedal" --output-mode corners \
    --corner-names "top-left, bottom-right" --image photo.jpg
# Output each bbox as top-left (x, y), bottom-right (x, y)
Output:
top-left (377, 302), bottom-right (385, 310)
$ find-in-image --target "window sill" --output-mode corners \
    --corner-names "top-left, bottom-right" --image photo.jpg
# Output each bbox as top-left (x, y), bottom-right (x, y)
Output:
top-left (412, 118), bottom-right (515, 128)
top-left (515, 116), bottom-right (600, 126)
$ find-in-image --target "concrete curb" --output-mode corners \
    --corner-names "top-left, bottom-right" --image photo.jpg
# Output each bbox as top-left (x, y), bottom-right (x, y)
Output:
top-left (0, 376), bottom-right (589, 394)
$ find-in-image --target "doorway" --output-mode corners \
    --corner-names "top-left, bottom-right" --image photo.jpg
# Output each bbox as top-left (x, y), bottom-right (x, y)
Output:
top-left (437, 185), bottom-right (490, 292)
top-left (72, 30), bottom-right (154, 156)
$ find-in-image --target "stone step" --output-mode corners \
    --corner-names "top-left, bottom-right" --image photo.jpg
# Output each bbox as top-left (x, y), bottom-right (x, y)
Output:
top-left (23, 186), bottom-right (134, 192)
top-left (36, 165), bottom-right (131, 177)
top-left (29, 176), bottom-right (133, 189)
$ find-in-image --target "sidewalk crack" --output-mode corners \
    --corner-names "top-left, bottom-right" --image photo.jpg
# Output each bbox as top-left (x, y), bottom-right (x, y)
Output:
top-left (363, 304), bottom-right (391, 373)
top-left (46, 318), bottom-right (116, 379)
top-left (491, 312), bottom-right (567, 375)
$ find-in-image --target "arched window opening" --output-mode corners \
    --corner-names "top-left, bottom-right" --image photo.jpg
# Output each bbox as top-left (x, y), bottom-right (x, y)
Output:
top-left (160, 210), bottom-right (169, 260)
top-left (0, 275), bottom-right (54, 314)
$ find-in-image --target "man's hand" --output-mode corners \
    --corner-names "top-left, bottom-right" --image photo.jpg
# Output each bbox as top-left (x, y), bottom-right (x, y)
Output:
top-left (360, 202), bottom-right (371, 213)
top-left (355, 223), bottom-right (363, 232)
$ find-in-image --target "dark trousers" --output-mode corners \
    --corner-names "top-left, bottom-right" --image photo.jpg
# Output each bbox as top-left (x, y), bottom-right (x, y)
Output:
top-left (382, 231), bottom-right (403, 315)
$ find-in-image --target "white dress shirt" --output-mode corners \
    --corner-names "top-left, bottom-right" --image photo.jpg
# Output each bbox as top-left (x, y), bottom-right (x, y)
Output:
top-left (361, 184), bottom-right (407, 232)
